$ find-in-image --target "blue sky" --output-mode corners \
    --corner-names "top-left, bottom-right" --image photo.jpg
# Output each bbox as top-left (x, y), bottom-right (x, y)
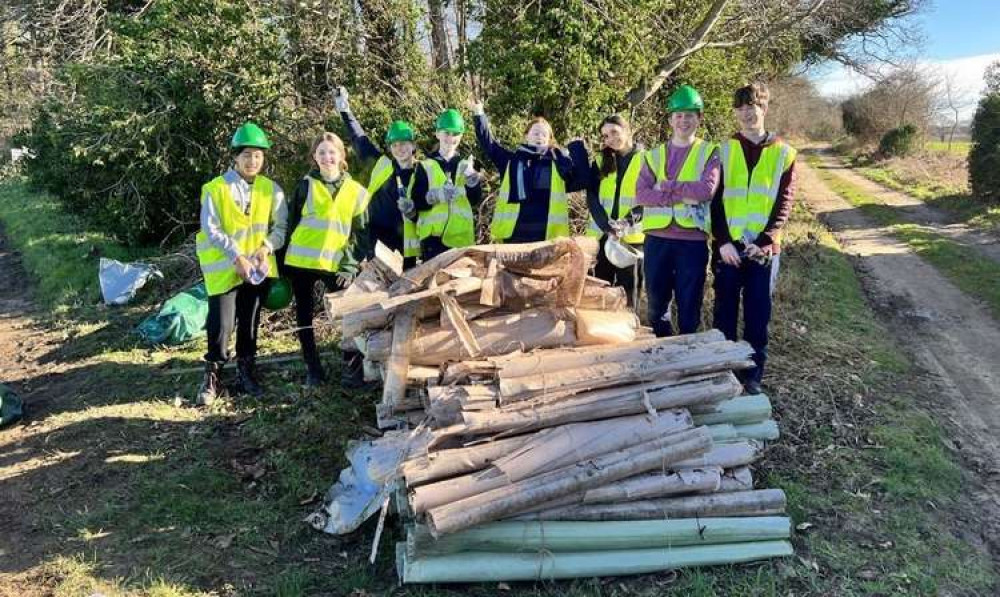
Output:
top-left (811, 0), bottom-right (1000, 117)
top-left (918, 0), bottom-right (1000, 59)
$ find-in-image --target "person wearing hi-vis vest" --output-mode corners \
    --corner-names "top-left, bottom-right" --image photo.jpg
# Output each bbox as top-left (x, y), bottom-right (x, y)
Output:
top-left (283, 132), bottom-right (371, 388)
top-left (635, 85), bottom-right (721, 338)
top-left (471, 99), bottom-right (585, 243)
top-left (408, 108), bottom-right (483, 260)
top-left (710, 82), bottom-right (797, 395)
top-left (572, 114), bottom-right (646, 306)
top-left (196, 122), bottom-right (288, 405)
top-left (335, 86), bottom-right (420, 267)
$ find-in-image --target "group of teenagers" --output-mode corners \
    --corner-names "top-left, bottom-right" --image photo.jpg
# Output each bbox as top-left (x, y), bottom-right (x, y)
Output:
top-left (194, 81), bottom-right (797, 406)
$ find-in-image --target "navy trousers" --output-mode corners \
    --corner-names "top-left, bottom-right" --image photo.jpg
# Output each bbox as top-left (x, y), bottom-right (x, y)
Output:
top-left (712, 255), bottom-right (781, 385)
top-left (643, 236), bottom-right (709, 337)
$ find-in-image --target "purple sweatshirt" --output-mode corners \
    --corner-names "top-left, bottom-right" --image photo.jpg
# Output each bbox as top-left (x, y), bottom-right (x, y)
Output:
top-left (635, 142), bottom-right (721, 241)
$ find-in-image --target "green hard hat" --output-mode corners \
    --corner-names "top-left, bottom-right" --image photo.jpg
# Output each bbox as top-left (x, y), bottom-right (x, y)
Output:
top-left (263, 277), bottom-right (292, 310)
top-left (435, 109), bottom-right (466, 134)
top-left (385, 120), bottom-right (415, 144)
top-left (231, 122), bottom-right (272, 150)
top-left (667, 85), bottom-right (704, 113)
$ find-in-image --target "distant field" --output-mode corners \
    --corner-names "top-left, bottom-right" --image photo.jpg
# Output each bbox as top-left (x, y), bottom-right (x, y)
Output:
top-left (926, 140), bottom-right (971, 156)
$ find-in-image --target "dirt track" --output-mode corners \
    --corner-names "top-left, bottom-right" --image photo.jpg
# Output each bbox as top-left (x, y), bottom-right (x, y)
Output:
top-left (799, 155), bottom-right (1000, 556)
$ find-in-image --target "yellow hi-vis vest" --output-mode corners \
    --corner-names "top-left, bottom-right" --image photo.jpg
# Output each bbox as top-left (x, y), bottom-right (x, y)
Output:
top-left (367, 156), bottom-right (420, 258)
top-left (719, 138), bottom-right (797, 245)
top-left (642, 139), bottom-right (715, 233)
top-left (490, 160), bottom-right (569, 242)
top-left (413, 157), bottom-right (476, 248)
top-left (586, 151), bottom-right (645, 244)
top-left (284, 176), bottom-right (369, 272)
top-left (196, 175), bottom-right (278, 296)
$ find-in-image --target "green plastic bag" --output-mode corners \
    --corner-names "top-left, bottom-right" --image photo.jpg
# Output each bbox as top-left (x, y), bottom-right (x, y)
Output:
top-left (1, 384), bottom-right (23, 428)
top-left (137, 283), bottom-right (209, 345)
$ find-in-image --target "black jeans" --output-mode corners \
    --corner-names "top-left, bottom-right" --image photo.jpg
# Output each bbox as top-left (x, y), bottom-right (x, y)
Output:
top-left (204, 282), bottom-right (268, 363)
top-left (286, 265), bottom-right (341, 366)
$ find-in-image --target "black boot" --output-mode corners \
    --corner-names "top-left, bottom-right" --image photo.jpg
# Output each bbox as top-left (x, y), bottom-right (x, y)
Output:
top-left (196, 362), bottom-right (224, 406)
top-left (236, 357), bottom-right (264, 397)
top-left (300, 329), bottom-right (326, 387)
top-left (341, 350), bottom-right (365, 390)
top-left (305, 357), bottom-right (326, 387)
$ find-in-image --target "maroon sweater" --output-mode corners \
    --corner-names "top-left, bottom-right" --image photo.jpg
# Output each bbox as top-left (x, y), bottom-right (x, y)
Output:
top-left (710, 132), bottom-right (797, 254)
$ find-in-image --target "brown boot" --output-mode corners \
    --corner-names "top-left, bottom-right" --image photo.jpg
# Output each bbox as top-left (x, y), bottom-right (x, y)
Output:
top-left (196, 362), bottom-right (224, 406)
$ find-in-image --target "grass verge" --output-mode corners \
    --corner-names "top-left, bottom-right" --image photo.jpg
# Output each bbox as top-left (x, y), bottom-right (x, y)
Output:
top-left (0, 181), bottom-right (995, 595)
top-left (0, 180), bottom-right (157, 309)
top-left (840, 153), bottom-right (1000, 235)
top-left (808, 155), bottom-right (1000, 319)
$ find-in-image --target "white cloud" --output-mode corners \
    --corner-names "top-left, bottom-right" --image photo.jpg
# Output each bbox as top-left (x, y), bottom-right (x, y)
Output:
top-left (810, 52), bottom-right (1000, 120)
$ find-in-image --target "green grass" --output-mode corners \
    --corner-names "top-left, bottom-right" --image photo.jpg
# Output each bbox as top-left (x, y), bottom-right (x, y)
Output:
top-left (841, 151), bottom-right (1000, 235)
top-left (807, 155), bottom-right (1000, 319)
top-left (1, 181), bottom-right (995, 595)
top-left (926, 140), bottom-right (971, 156)
top-left (0, 180), bottom-right (157, 309)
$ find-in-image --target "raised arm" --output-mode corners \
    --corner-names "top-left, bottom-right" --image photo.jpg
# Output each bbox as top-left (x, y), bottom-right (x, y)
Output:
top-left (471, 100), bottom-right (513, 174)
top-left (336, 87), bottom-right (381, 162)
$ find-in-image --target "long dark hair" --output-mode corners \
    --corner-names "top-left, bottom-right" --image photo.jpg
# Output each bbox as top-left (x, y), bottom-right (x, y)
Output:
top-left (598, 114), bottom-right (633, 179)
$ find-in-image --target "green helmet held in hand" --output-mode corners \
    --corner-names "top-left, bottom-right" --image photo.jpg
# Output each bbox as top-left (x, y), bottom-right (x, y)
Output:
top-left (435, 109), bottom-right (466, 134)
top-left (667, 85), bottom-right (704, 113)
top-left (385, 120), bottom-right (416, 144)
top-left (231, 122), bottom-right (272, 150)
top-left (263, 277), bottom-right (292, 310)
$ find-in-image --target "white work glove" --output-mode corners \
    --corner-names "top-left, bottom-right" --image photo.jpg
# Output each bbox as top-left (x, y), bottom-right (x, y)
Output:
top-left (463, 158), bottom-right (481, 187)
top-left (397, 195), bottom-right (416, 218)
top-left (469, 98), bottom-right (485, 116)
top-left (426, 188), bottom-right (445, 205)
top-left (334, 86), bottom-right (350, 112)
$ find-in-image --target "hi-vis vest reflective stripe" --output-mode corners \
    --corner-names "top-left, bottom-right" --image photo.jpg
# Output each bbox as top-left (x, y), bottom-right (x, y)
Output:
top-left (196, 175), bottom-right (278, 296)
top-left (586, 151), bottom-right (645, 244)
top-left (368, 156), bottom-right (420, 259)
top-left (642, 139), bottom-right (714, 233)
top-left (284, 176), bottom-right (368, 272)
top-left (491, 161), bottom-right (569, 242)
top-left (720, 139), bottom-right (796, 244)
top-left (413, 157), bottom-right (476, 248)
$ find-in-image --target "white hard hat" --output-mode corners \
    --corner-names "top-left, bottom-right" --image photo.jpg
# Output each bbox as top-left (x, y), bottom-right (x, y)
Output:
top-left (605, 236), bottom-right (643, 268)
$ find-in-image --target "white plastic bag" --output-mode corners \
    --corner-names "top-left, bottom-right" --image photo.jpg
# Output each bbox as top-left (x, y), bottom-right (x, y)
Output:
top-left (98, 258), bottom-right (163, 305)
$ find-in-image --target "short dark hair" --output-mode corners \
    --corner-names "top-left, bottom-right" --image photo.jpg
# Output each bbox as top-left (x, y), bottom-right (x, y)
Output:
top-left (733, 83), bottom-right (770, 108)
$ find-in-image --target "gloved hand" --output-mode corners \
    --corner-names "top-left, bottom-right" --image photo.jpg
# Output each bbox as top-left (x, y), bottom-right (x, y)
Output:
top-left (607, 219), bottom-right (625, 238)
top-left (397, 195), bottom-right (416, 218)
top-left (334, 86), bottom-right (350, 112)
top-left (426, 188), bottom-right (445, 205)
top-left (442, 181), bottom-right (459, 203)
top-left (469, 97), bottom-right (485, 116)
top-left (463, 158), bottom-right (481, 187)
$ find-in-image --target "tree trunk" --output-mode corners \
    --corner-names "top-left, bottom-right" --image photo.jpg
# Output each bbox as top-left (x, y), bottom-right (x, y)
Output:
top-left (426, 0), bottom-right (452, 70)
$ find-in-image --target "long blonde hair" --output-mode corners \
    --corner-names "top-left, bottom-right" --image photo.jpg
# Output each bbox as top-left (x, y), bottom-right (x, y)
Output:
top-left (309, 132), bottom-right (349, 172)
top-left (523, 117), bottom-right (558, 148)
